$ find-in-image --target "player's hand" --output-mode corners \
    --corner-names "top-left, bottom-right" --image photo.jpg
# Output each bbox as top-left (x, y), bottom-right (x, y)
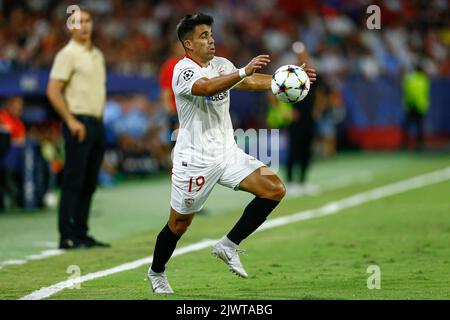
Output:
top-left (67, 118), bottom-right (86, 143)
top-left (244, 55), bottom-right (271, 76)
top-left (300, 63), bottom-right (317, 84)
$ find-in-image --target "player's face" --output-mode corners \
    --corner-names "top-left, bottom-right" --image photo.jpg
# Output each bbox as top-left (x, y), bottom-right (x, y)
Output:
top-left (191, 24), bottom-right (215, 61)
top-left (70, 11), bottom-right (93, 42)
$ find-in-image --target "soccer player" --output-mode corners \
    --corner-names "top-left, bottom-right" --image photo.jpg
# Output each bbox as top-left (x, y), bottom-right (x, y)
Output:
top-left (148, 13), bottom-right (316, 293)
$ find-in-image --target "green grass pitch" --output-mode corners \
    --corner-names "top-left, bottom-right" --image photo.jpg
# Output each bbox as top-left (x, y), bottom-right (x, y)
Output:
top-left (0, 151), bottom-right (449, 300)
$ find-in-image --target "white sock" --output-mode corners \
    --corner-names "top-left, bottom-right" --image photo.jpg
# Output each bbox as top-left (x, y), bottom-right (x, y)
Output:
top-left (221, 236), bottom-right (237, 248)
top-left (149, 268), bottom-right (163, 275)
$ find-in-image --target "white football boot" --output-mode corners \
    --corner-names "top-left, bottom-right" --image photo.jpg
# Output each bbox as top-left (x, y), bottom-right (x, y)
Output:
top-left (148, 268), bottom-right (174, 294)
top-left (212, 237), bottom-right (248, 278)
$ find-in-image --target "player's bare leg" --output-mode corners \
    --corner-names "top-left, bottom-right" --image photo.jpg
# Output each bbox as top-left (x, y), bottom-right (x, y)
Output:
top-left (237, 167), bottom-right (286, 201)
top-left (212, 167), bottom-right (285, 278)
top-left (148, 208), bottom-right (195, 293)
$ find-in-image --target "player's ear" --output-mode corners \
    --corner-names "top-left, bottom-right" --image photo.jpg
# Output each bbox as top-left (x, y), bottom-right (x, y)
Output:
top-left (183, 39), bottom-right (193, 51)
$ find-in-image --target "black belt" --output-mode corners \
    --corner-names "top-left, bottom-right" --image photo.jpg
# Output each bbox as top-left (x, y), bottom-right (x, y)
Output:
top-left (75, 114), bottom-right (102, 123)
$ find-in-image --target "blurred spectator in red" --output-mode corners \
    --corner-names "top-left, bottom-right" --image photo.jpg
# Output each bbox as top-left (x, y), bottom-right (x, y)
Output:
top-left (159, 39), bottom-right (184, 145)
top-left (0, 122), bottom-right (10, 161)
top-left (0, 96), bottom-right (25, 210)
top-left (0, 97), bottom-right (25, 146)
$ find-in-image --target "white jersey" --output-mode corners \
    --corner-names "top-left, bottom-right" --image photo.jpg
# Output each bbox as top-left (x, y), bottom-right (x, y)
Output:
top-left (172, 56), bottom-right (241, 168)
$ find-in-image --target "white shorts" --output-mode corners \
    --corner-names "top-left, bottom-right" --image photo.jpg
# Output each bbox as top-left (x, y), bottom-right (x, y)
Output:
top-left (171, 148), bottom-right (265, 214)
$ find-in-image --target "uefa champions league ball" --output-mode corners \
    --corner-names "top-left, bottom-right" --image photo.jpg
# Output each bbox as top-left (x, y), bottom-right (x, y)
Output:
top-left (271, 65), bottom-right (310, 103)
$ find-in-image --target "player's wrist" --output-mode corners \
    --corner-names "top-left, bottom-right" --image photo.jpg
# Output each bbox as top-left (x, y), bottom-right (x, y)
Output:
top-left (238, 68), bottom-right (248, 79)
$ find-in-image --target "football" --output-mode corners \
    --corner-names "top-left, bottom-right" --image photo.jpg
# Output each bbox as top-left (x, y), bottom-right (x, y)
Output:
top-left (271, 65), bottom-right (310, 103)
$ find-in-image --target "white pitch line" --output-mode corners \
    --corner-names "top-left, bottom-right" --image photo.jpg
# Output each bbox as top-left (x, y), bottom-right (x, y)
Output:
top-left (0, 259), bottom-right (27, 268)
top-left (257, 167), bottom-right (450, 231)
top-left (2, 173), bottom-right (369, 270)
top-left (19, 240), bottom-right (217, 300)
top-left (20, 166), bottom-right (450, 300)
top-left (285, 171), bottom-right (373, 198)
top-left (25, 249), bottom-right (65, 261)
top-left (0, 249), bottom-right (65, 270)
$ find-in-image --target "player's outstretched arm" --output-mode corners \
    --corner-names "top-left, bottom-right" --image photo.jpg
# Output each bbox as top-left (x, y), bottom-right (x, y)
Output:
top-left (234, 73), bottom-right (272, 91)
top-left (191, 55), bottom-right (271, 96)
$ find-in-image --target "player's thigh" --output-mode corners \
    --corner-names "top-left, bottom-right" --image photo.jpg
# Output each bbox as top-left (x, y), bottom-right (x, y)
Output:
top-left (218, 148), bottom-right (265, 191)
top-left (218, 148), bottom-right (286, 201)
top-left (170, 165), bottom-right (220, 214)
top-left (238, 167), bottom-right (286, 201)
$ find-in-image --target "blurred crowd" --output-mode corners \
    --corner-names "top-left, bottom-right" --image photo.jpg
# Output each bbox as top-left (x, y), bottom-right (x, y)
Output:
top-left (0, 96), bottom-right (63, 210)
top-left (1, 0), bottom-right (448, 79)
top-left (101, 94), bottom-right (171, 185)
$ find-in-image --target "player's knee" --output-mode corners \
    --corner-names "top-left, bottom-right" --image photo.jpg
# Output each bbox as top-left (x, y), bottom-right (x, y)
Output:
top-left (173, 224), bottom-right (188, 236)
top-left (276, 182), bottom-right (287, 201)
top-left (171, 220), bottom-right (191, 236)
top-left (268, 181), bottom-right (286, 201)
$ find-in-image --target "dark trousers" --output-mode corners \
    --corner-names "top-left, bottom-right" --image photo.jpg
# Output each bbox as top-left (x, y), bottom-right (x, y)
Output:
top-left (287, 126), bottom-right (314, 183)
top-left (59, 115), bottom-right (105, 240)
top-left (403, 109), bottom-right (425, 149)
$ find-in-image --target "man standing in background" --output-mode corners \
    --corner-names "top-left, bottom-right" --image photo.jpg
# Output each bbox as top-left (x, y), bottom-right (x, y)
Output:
top-left (47, 8), bottom-right (109, 249)
top-left (402, 64), bottom-right (430, 150)
top-left (286, 47), bottom-right (319, 195)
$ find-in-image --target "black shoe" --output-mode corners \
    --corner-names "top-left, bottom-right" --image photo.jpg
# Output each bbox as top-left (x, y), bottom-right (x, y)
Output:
top-left (82, 236), bottom-right (111, 248)
top-left (59, 238), bottom-right (88, 250)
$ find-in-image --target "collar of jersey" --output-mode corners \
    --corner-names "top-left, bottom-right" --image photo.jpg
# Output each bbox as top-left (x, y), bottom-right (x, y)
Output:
top-left (185, 54), bottom-right (209, 68)
top-left (70, 39), bottom-right (95, 52)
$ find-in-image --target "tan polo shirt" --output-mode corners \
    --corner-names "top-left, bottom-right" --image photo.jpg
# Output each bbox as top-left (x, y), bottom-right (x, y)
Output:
top-left (49, 40), bottom-right (106, 118)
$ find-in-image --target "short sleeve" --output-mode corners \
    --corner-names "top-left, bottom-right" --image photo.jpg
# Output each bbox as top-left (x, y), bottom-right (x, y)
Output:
top-left (217, 57), bottom-right (243, 88)
top-left (173, 66), bottom-right (204, 96)
top-left (220, 57), bottom-right (238, 75)
top-left (49, 49), bottom-right (74, 81)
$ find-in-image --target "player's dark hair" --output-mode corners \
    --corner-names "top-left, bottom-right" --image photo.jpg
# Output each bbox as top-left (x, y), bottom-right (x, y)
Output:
top-left (176, 13), bottom-right (214, 42)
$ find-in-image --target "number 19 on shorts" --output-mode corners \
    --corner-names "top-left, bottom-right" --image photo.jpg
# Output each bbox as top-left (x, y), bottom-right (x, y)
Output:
top-left (188, 176), bottom-right (206, 192)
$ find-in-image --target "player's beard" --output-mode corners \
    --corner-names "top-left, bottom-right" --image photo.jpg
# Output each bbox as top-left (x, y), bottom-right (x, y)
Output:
top-left (206, 48), bottom-right (215, 60)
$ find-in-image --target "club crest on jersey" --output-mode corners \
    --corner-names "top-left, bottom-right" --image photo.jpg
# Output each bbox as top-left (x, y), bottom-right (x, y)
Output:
top-left (184, 198), bottom-right (194, 208)
top-left (183, 69), bottom-right (194, 81)
top-left (205, 91), bottom-right (228, 102)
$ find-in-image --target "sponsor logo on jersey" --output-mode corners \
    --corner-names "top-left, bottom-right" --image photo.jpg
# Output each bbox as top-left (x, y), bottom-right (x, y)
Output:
top-left (205, 91), bottom-right (229, 102)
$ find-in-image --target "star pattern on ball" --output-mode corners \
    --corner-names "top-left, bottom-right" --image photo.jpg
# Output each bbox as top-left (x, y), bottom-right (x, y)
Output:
top-left (277, 81), bottom-right (288, 94)
top-left (286, 66), bottom-right (299, 77)
top-left (277, 80), bottom-right (299, 103)
top-left (296, 81), bottom-right (307, 92)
